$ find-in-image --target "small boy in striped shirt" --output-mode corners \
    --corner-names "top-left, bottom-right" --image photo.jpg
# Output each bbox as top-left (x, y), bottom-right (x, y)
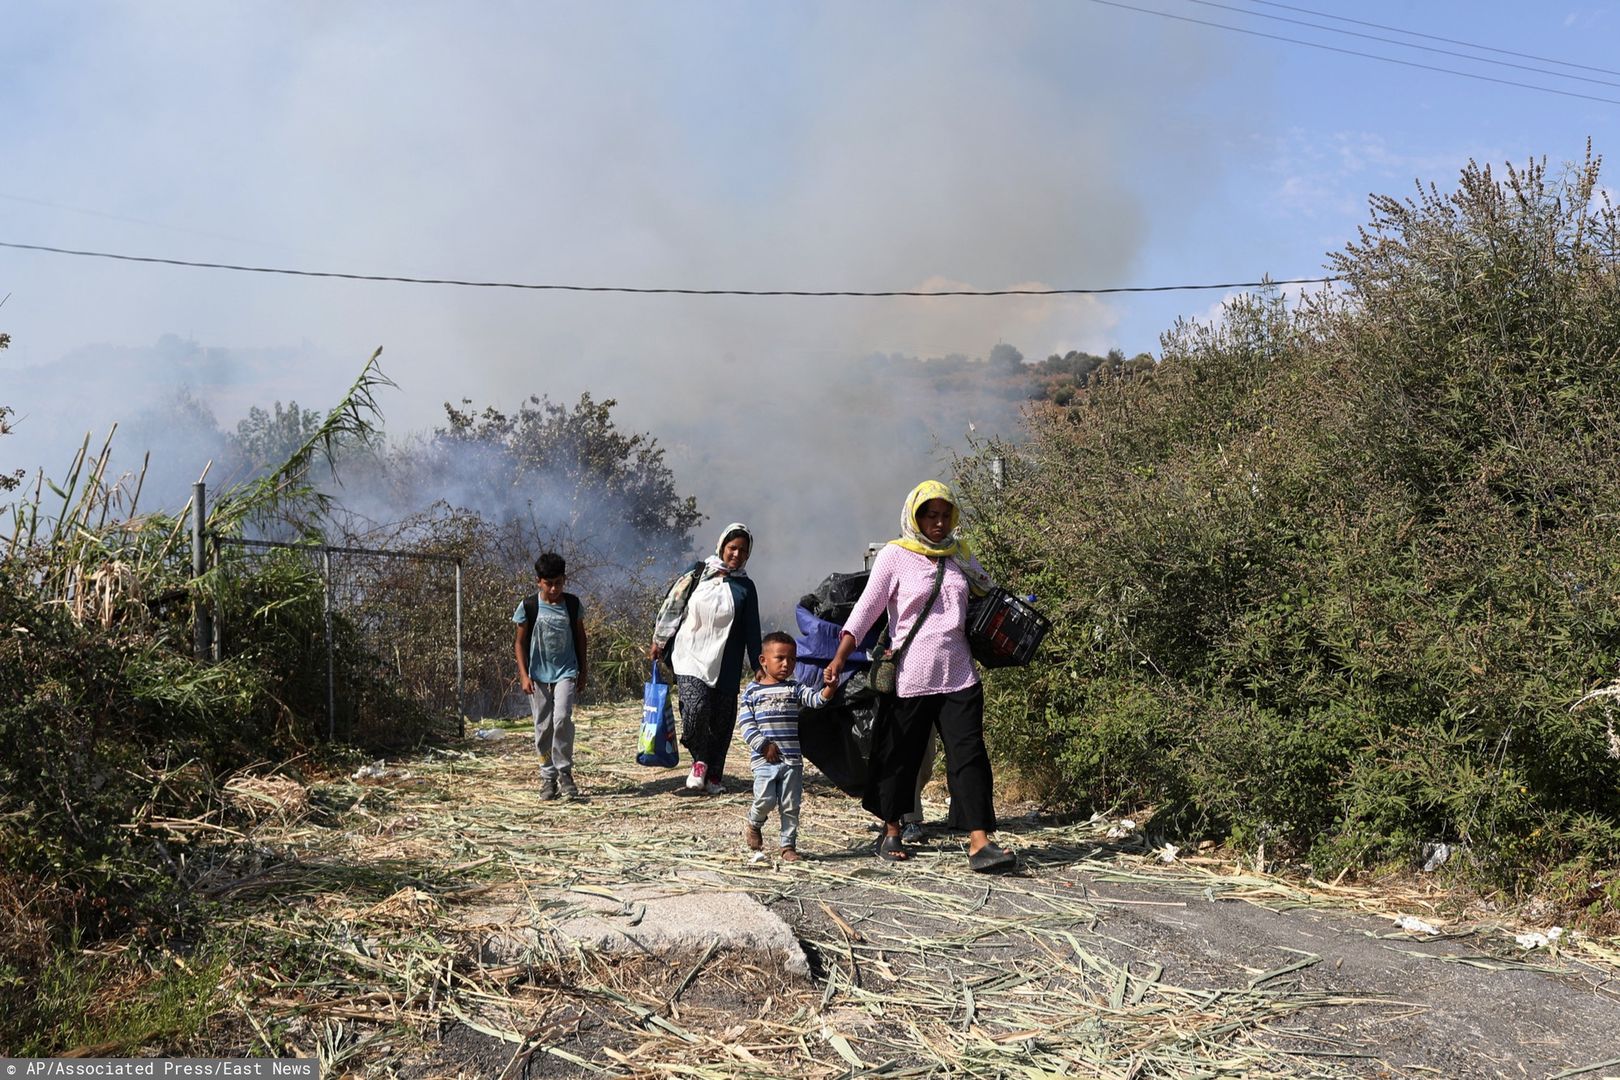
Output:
top-left (739, 631), bottom-right (834, 862)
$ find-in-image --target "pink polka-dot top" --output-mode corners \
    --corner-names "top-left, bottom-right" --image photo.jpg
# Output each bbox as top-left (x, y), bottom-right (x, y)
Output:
top-left (842, 544), bottom-right (987, 698)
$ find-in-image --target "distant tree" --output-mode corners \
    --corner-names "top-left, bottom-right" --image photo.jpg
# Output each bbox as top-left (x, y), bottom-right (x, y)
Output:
top-left (431, 392), bottom-right (702, 566)
top-left (988, 342), bottom-right (1025, 373)
top-left (231, 401), bottom-right (324, 471)
top-left (1071, 351), bottom-right (1104, 383)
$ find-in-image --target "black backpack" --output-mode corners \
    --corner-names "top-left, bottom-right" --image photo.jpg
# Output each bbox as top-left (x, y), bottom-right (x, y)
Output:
top-left (521, 591), bottom-right (586, 669)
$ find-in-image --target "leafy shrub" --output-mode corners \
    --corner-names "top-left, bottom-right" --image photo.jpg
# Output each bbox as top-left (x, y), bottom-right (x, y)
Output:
top-left (962, 153), bottom-right (1620, 906)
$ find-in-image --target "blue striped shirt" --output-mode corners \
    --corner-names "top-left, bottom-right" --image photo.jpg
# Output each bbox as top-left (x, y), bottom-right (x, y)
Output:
top-left (737, 679), bottom-right (831, 766)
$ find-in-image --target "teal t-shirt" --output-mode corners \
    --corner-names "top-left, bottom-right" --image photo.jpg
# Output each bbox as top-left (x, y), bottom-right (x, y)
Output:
top-left (511, 594), bottom-right (582, 683)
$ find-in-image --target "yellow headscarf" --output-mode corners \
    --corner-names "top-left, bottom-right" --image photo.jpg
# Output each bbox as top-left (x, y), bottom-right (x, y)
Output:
top-left (890, 481), bottom-right (992, 593)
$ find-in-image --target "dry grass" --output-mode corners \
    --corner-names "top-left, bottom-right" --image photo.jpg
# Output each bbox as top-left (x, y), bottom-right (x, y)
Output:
top-left (223, 774), bottom-right (312, 824)
top-left (78, 704), bottom-right (1620, 1078)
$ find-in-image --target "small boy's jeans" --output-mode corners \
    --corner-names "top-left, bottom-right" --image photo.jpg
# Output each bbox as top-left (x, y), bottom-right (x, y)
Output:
top-left (529, 678), bottom-right (577, 780)
top-left (748, 760), bottom-right (803, 849)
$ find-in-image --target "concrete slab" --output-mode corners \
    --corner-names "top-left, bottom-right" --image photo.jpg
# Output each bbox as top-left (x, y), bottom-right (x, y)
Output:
top-left (456, 874), bottom-right (809, 977)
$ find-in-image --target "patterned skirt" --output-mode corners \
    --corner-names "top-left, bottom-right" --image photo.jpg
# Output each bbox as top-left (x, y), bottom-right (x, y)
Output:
top-left (675, 674), bottom-right (740, 775)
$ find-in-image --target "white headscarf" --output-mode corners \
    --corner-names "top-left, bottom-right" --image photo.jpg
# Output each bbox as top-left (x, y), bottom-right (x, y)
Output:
top-left (704, 522), bottom-right (753, 579)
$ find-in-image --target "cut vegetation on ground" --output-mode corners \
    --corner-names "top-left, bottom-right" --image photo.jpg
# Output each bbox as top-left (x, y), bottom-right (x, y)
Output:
top-left (53, 704), bottom-right (1620, 1079)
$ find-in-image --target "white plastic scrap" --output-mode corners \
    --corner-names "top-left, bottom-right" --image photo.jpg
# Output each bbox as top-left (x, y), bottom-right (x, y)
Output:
top-left (351, 760), bottom-right (411, 782)
top-left (1105, 818), bottom-right (1137, 840)
top-left (1157, 843), bottom-right (1180, 864)
top-left (1419, 842), bottom-right (1453, 872)
top-left (1393, 915), bottom-right (1441, 936)
top-left (1513, 926), bottom-right (1565, 950)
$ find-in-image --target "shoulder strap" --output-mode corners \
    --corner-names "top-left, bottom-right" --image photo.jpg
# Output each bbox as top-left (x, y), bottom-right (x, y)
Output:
top-left (565, 592), bottom-right (586, 666)
top-left (679, 561), bottom-right (705, 608)
top-left (893, 557), bottom-right (948, 659)
top-left (528, 591), bottom-right (581, 628)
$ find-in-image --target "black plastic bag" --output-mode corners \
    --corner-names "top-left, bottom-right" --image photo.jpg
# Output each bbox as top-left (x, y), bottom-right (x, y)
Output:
top-left (800, 699), bottom-right (879, 798)
top-left (799, 570), bottom-right (871, 626)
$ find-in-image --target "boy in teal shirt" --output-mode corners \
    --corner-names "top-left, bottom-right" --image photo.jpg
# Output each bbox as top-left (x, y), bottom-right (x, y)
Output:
top-left (511, 552), bottom-right (588, 800)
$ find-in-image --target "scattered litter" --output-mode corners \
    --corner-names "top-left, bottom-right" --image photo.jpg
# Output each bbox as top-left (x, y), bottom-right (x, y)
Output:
top-left (1157, 844), bottom-right (1180, 864)
top-left (472, 728), bottom-right (505, 740)
top-left (1513, 927), bottom-right (1565, 950)
top-left (749, 851), bottom-right (768, 865)
top-left (1105, 818), bottom-right (1137, 840)
top-left (1393, 915), bottom-right (1441, 936)
top-left (1419, 841), bottom-right (1453, 872)
top-left (351, 760), bottom-right (412, 782)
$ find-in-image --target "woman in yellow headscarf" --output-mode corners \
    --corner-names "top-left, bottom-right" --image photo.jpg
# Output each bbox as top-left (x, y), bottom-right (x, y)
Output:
top-left (824, 481), bottom-right (1015, 872)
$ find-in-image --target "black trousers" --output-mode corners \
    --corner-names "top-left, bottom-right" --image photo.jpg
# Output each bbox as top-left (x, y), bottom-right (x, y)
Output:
top-left (862, 684), bottom-right (996, 832)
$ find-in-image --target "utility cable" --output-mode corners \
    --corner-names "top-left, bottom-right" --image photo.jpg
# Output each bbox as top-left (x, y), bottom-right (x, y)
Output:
top-left (1184, 0), bottom-right (1620, 90)
top-left (1083, 0), bottom-right (1620, 106)
top-left (1246, 0), bottom-right (1620, 79)
top-left (0, 240), bottom-right (1338, 298)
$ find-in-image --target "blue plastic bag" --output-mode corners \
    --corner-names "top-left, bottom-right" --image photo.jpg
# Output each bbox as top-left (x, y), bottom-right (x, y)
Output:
top-left (637, 661), bottom-right (679, 767)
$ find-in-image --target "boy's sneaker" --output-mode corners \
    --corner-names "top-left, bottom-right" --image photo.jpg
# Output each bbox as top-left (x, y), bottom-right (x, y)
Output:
top-left (557, 772), bottom-right (579, 800)
top-left (901, 821), bottom-right (926, 844)
top-left (745, 822), bottom-right (763, 850)
top-left (704, 780), bottom-right (726, 795)
top-left (779, 847), bottom-right (801, 863)
top-left (539, 776), bottom-right (559, 801)
top-left (685, 761), bottom-right (707, 790)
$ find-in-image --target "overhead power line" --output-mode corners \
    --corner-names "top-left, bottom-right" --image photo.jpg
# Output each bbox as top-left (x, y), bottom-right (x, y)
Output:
top-left (1083, 0), bottom-right (1620, 107)
top-left (1186, 0), bottom-right (1620, 90)
top-left (0, 240), bottom-right (1338, 298)
top-left (1245, 0), bottom-right (1620, 79)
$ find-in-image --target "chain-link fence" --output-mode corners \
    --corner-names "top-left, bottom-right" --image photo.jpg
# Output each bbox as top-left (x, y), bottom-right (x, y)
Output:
top-left (211, 535), bottom-right (464, 741)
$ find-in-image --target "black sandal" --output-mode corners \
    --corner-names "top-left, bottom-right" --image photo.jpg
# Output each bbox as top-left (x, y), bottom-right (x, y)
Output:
top-left (968, 842), bottom-right (1015, 873)
top-left (875, 834), bottom-right (910, 862)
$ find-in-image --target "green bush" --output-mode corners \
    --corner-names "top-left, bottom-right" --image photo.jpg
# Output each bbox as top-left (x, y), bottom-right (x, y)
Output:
top-left (0, 577), bottom-right (267, 1018)
top-left (962, 154), bottom-right (1620, 905)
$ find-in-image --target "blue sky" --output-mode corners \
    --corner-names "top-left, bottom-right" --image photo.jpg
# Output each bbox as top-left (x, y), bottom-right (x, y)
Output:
top-left (2, 1), bottom-right (1616, 586)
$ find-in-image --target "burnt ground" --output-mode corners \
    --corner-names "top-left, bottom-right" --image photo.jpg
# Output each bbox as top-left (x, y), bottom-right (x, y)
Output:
top-left (208, 705), bottom-right (1620, 1079)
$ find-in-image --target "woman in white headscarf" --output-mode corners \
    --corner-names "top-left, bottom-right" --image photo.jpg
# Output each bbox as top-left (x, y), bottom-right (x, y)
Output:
top-left (650, 523), bottom-right (762, 795)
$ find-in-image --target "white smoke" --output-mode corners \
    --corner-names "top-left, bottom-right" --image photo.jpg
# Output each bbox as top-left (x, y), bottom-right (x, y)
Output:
top-left (0, 2), bottom-right (1255, 617)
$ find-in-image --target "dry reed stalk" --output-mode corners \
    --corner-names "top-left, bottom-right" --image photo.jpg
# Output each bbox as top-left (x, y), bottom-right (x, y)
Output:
top-left (222, 774), bottom-right (311, 823)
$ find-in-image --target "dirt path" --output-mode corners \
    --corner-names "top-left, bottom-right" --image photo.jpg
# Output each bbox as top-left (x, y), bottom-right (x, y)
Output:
top-left (210, 704), bottom-right (1620, 1078)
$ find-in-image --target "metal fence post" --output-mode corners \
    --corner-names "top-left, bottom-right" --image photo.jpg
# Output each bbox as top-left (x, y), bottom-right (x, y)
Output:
top-left (210, 533), bottom-right (222, 661)
top-left (323, 548), bottom-right (335, 741)
top-left (192, 481), bottom-right (211, 660)
top-left (454, 559), bottom-right (465, 737)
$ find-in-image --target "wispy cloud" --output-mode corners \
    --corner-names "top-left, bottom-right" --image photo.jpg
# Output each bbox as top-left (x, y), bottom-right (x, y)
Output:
top-left (1262, 129), bottom-right (1486, 221)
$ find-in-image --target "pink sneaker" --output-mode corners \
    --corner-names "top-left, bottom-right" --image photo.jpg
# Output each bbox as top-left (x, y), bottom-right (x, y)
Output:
top-left (685, 761), bottom-right (707, 790)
